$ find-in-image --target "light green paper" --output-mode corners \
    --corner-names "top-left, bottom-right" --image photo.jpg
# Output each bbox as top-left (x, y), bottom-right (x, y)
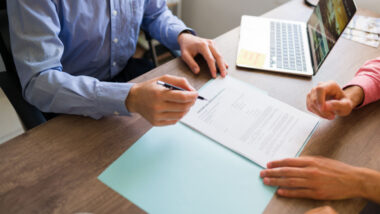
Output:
top-left (99, 123), bottom-right (276, 214)
top-left (98, 76), bottom-right (317, 214)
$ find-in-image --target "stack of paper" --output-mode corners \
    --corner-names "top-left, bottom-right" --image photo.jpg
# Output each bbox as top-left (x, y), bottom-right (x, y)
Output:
top-left (343, 15), bottom-right (380, 48)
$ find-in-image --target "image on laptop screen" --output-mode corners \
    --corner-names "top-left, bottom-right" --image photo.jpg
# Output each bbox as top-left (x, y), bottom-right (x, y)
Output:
top-left (307, 0), bottom-right (356, 69)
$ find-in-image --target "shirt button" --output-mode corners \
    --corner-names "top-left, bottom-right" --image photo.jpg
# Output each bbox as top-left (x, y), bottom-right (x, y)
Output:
top-left (113, 61), bottom-right (117, 66)
top-left (112, 10), bottom-right (118, 16)
top-left (113, 38), bottom-right (119, 44)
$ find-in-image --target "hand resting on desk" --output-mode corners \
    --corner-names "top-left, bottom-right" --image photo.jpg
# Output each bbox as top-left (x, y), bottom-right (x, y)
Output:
top-left (178, 32), bottom-right (229, 78)
top-left (260, 156), bottom-right (367, 200)
top-left (261, 57), bottom-right (380, 204)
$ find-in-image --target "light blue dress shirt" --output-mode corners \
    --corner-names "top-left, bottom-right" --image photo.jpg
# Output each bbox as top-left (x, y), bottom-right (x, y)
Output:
top-left (8, 0), bottom-right (191, 119)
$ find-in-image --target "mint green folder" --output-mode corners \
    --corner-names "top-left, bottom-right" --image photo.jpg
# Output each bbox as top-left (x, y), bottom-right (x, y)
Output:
top-left (98, 77), bottom-right (315, 213)
top-left (98, 123), bottom-right (276, 214)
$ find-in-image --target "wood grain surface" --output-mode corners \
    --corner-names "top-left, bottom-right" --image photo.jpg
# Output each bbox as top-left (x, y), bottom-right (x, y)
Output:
top-left (0, 0), bottom-right (379, 213)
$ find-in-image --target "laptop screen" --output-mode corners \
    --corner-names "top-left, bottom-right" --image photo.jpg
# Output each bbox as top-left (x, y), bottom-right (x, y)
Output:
top-left (307, 0), bottom-right (356, 71)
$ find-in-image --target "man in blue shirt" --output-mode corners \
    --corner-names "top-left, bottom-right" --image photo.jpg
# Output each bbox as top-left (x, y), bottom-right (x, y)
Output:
top-left (8, 0), bottom-right (228, 126)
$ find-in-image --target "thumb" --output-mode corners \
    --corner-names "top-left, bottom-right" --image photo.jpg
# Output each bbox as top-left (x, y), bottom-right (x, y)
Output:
top-left (159, 75), bottom-right (196, 91)
top-left (325, 99), bottom-right (352, 117)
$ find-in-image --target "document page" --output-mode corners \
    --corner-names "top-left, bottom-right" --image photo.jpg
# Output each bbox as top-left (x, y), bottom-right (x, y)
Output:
top-left (181, 77), bottom-right (319, 168)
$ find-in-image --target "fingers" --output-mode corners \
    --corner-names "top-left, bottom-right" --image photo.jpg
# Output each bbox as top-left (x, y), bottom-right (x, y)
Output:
top-left (315, 85), bottom-right (327, 109)
top-left (199, 42), bottom-right (217, 78)
top-left (180, 35), bottom-right (228, 78)
top-left (157, 75), bottom-right (198, 103)
top-left (153, 120), bottom-right (178, 127)
top-left (159, 75), bottom-right (195, 91)
top-left (150, 103), bottom-right (193, 126)
top-left (307, 81), bottom-right (345, 120)
top-left (162, 90), bottom-right (198, 103)
top-left (157, 111), bottom-right (189, 121)
top-left (276, 188), bottom-right (315, 199)
top-left (305, 206), bottom-right (338, 214)
top-left (134, 75), bottom-right (199, 127)
top-left (267, 157), bottom-right (314, 168)
top-left (263, 177), bottom-right (310, 188)
top-left (307, 92), bottom-right (335, 120)
top-left (160, 100), bottom-right (195, 112)
top-left (209, 42), bottom-right (228, 77)
top-left (260, 167), bottom-right (309, 178)
top-left (325, 99), bottom-right (352, 116)
top-left (155, 75), bottom-right (198, 103)
top-left (314, 81), bottom-right (344, 108)
top-left (318, 81), bottom-right (345, 100)
top-left (182, 51), bottom-right (200, 74)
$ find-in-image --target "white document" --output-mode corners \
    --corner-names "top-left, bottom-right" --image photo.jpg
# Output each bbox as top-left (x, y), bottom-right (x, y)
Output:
top-left (181, 77), bottom-right (319, 168)
top-left (0, 88), bottom-right (24, 144)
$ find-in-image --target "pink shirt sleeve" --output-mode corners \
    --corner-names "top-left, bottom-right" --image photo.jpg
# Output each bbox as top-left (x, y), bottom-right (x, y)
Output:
top-left (345, 57), bottom-right (380, 108)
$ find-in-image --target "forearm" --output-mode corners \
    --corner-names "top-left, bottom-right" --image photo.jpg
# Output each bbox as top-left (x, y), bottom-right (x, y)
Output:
top-left (357, 167), bottom-right (380, 204)
top-left (343, 85), bottom-right (364, 108)
top-left (24, 69), bottom-right (132, 119)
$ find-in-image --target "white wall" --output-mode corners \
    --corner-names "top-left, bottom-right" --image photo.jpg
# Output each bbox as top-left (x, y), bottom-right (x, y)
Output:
top-left (181, 0), bottom-right (380, 39)
top-left (181, 0), bottom-right (289, 38)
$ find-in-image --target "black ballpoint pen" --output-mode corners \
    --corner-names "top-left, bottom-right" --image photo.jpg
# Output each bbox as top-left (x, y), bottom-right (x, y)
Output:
top-left (157, 80), bottom-right (207, 101)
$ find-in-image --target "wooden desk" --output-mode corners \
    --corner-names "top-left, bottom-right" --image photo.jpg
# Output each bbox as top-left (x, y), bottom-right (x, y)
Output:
top-left (1, 0), bottom-right (379, 213)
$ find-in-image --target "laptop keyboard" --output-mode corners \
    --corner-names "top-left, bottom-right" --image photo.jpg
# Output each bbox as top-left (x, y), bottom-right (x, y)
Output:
top-left (270, 22), bottom-right (307, 72)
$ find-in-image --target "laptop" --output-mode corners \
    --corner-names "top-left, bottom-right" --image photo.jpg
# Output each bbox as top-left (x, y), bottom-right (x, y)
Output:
top-left (236, 0), bottom-right (357, 76)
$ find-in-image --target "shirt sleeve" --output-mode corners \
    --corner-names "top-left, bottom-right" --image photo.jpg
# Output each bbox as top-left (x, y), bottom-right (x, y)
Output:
top-left (8, 0), bottom-right (132, 119)
top-left (141, 0), bottom-right (195, 50)
top-left (344, 57), bottom-right (380, 108)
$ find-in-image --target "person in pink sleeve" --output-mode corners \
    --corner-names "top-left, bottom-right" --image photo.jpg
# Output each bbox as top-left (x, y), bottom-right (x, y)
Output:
top-left (307, 57), bottom-right (380, 120)
top-left (260, 57), bottom-right (380, 211)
